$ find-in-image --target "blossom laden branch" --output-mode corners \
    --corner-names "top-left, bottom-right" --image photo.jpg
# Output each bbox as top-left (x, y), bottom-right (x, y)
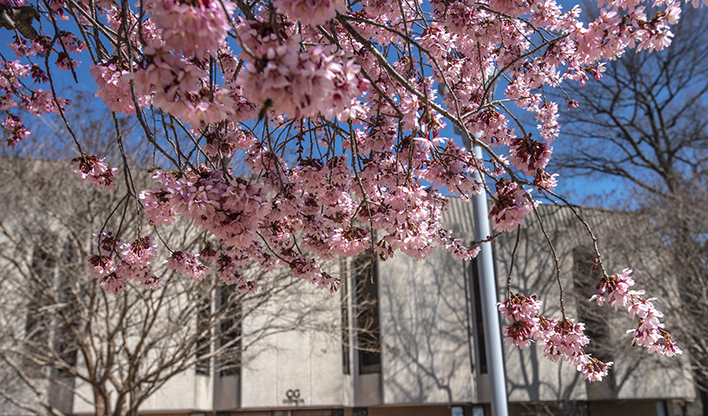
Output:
top-left (72, 154), bottom-right (118, 190)
top-left (498, 293), bottom-right (613, 382)
top-left (591, 268), bottom-right (682, 357)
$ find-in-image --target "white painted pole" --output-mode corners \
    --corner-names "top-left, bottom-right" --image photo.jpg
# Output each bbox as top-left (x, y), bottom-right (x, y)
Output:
top-left (471, 142), bottom-right (509, 416)
top-left (438, 80), bottom-right (508, 416)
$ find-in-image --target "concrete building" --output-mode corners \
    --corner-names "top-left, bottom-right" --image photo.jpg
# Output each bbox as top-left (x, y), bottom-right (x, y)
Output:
top-left (0, 159), bottom-right (696, 416)
top-left (80, 200), bottom-right (696, 416)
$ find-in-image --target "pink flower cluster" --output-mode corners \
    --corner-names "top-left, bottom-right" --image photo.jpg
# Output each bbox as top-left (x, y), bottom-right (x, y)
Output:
top-left (202, 125), bottom-right (256, 159)
top-left (55, 52), bottom-right (80, 71)
top-left (8, 36), bottom-right (50, 58)
top-left (136, 137), bottom-right (482, 292)
top-left (164, 243), bottom-right (261, 293)
top-left (352, 146), bottom-right (481, 261)
top-left (274, 0), bottom-right (345, 26)
top-left (0, 0), bottom-right (27, 6)
top-left (165, 251), bottom-right (211, 281)
top-left (499, 269), bottom-right (682, 381)
top-left (499, 293), bottom-right (612, 382)
top-left (26, 90), bottom-right (69, 116)
top-left (89, 232), bottom-right (161, 293)
top-left (140, 168), bottom-right (270, 247)
top-left (590, 269), bottom-right (682, 357)
top-left (237, 20), bottom-right (368, 121)
top-left (215, 251), bottom-right (260, 293)
top-left (509, 136), bottom-right (553, 177)
top-left (489, 180), bottom-right (537, 232)
top-left (71, 154), bottom-right (117, 190)
top-left (3, 115), bottom-right (30, 147)
top-left (131, 47), bottom-right (235, 126)
top-left (1, 60), bottom-right (70, 118)
top-left (508, 134), bottom-right (558, 192)
top-left (59, 32), bottom-right (86, 53)
top-left (150, 0), bottom-right (235, 59)
top-left (90, 62), bottom-right (150, 115)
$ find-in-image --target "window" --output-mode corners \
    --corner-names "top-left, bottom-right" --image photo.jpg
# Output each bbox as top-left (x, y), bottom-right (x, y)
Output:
top-left (340, 258), bottom-right (350, 375)
top-left (469, 258), bottom-right (488, 374)
top-left (194, 284), bottom-right (243, 377)
top-left (24, 245), bottom-right (54, 378)
top-left (54, 240), bottom-right (78, 376)
top-left (25, 240), bottom-right (78, 381)
top-left (218, 287), bottom-right (241, 376)
top-left (573, 247), bottom-right (617, 396)
top-left (195, 297), bottom-right (212, 375)
top-left (354, 251), bottom-right (380, 374)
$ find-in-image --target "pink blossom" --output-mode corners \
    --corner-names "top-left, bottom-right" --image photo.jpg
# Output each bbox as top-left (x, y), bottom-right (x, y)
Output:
top-left (141, 274), bottom-right (164, 289)
top-left (91, 63), bottom-right (150, 115)
top-left (94, 230), bottom-right (122, 257)
top-left (489, 180), bottom-right (536, 232)
top-left (56, 52), bottom-right (80, 70)
top-left (109, 236), bottom-right (161, 288)
top-left (151, 0), bottom-right (235, 59)
top-left (0, 0), bottom-right (28, 6)
top-left (498, 293), bottom-right (543, 348)
top-left (24, 90), bottom-right (70, 116)
top-left (509, 136), bottom-right (553, 176)
top-left (165, 251), bottom-right (211, 281)
top-left (59, 32), bottom-right (86, 53)
top-left (121, 236), bottom-right (156, 265)
top-left (577, 356), bottom-right (613, 382)
top-left (591, 269), bottom-right (682, 357)
top-left (2, 115), bottom-right (30, 146)
top-left (274, 0), bottom-right (345, 26)
top-left (72, 155), bottom-right (117, 190)
top-left (99, 273), bottom-right (126, 294)
top-left (533, 170), bottom-right (559, 191)
top-left (237, 23), bottom-right (367, 121)
top-left (88, 255), bottom-right (116, 278)
top-left (499, 293), bottom-right (613, 381)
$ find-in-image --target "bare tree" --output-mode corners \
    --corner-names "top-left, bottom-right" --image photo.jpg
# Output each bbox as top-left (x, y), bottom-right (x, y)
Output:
top-left (552, 5), bottom-right (708, 414)
top-left (0, 108), bottom-right (339, 416)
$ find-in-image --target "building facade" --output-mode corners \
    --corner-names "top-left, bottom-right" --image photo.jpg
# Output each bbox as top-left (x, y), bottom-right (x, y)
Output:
top-left (0, 159), bottom-right (696, 416)
top-left (80, 200), bottom-right (695, 416)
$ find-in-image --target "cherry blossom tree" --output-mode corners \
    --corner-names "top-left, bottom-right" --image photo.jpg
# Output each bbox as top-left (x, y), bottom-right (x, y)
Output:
top-left (0, 0), bottom-right (697, 381)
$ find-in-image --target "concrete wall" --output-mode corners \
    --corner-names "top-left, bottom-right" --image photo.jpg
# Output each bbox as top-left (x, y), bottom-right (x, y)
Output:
top-left (240, 277), bottom-right (345, 410)
top-left (492, 205), bottom-right (588, 403)
top-left (378, 248), bottom-right (476, 405)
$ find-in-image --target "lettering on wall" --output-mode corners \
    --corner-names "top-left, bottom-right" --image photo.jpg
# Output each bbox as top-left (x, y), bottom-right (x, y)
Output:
top-left (282, 389), bottom-right (304, 406)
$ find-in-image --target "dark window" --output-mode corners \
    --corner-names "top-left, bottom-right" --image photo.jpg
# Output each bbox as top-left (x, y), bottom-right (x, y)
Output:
top-left (341, 258), bottom-right (350, 375)
top-left (195, 298), bottom-right (211, 375)
top-left (55, 240), bottom-right (78, 375)
top-left (469, 258), bottom-right (488, 374)
top-left (25, 246), bottom-right (54, 378)
top-left (218, 287), bottom-right (241, 376)
top-left (573, 247), bottom-right (617, 397)
top-left (25, 240), bottom-right (78, 383)
top-left (573, 247), bottom-right (613, 360)
top-left (354, 251), bottom-right (380, 374)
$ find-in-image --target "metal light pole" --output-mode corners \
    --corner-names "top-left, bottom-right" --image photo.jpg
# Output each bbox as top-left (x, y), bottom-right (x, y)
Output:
top-left (439, 82), bottom-right (508, 416)
top-left (470, 141), bottom-right (509, 416)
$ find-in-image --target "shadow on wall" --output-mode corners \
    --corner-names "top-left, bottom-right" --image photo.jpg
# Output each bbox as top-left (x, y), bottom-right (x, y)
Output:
top-left (378, 246), bottom-right (475, 404)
